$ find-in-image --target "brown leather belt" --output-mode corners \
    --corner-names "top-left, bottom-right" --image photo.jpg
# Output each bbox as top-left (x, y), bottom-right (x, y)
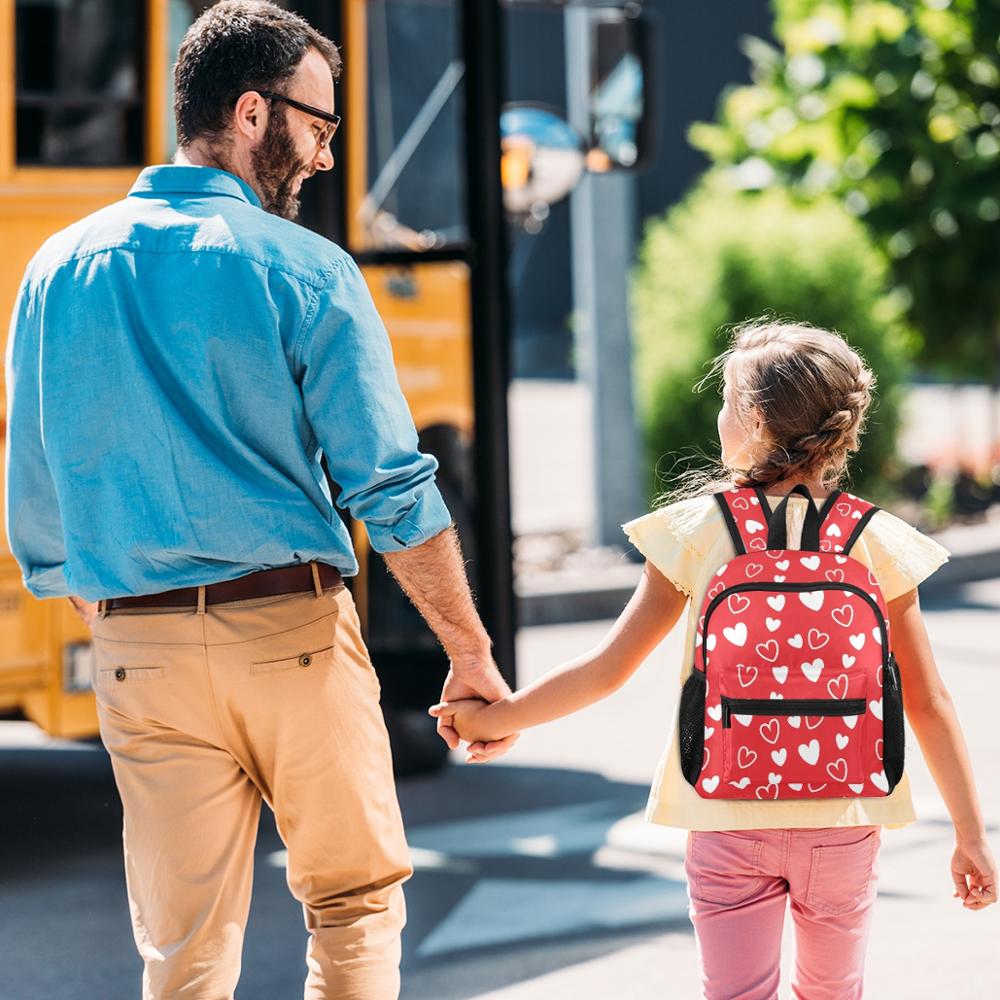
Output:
top-left (104, 562), bottom-right (343, 612)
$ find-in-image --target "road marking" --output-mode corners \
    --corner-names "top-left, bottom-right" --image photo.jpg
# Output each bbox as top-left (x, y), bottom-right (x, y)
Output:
top-left (417, 876), bottom-right (690, 958)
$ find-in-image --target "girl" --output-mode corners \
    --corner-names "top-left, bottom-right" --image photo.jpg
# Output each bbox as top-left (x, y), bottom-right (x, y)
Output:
top-left (430, 321), bottom-right (997, 999)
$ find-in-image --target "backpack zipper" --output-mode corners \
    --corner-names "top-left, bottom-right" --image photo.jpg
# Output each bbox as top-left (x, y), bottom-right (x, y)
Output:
top-left (702, 580), bottom-right (894, 689)
top-left (720, 695), bottom-right (867, 728)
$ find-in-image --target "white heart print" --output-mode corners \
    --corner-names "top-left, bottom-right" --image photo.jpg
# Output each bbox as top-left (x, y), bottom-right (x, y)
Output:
top-left (755, 640), bottom-right (780, 662)
top-left (808, 628), bottom-right (830, 649)
top-left (722, 624), bottom-right (746, 646)
top-left (801, 659), bottom-right (824, 682)
top-left (832, 604), bottom-right (854, 627)
top-left (799, 591), bottom-right (824, 611)
top-left (728, 594), bottom-right (751, 614)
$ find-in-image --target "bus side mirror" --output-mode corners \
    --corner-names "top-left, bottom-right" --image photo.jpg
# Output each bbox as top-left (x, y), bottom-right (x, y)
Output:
top-left (584, 7), bottom-right (658, 173)
top-left (499, 103), bottom-right (585, 219)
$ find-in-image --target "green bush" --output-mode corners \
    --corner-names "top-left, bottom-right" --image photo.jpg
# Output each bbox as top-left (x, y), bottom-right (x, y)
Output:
top-left (631, 174), bottom-right (915, 503)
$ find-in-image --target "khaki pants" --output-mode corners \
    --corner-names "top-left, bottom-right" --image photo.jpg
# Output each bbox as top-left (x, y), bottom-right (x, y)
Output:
top-left (91, 581), bottom-right (412, 1000)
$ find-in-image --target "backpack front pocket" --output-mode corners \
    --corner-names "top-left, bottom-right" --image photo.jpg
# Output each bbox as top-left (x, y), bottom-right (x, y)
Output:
top-left (720, 696), bottom-right (868, 799)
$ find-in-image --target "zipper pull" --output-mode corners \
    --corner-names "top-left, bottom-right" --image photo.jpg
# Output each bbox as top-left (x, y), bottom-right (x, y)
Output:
top-left (721, 701), bottom-right (730, 729)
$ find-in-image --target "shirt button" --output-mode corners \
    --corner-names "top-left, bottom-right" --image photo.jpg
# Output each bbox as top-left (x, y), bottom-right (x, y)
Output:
top-left (298, 653), bottom-right (312, 668)
top-left (114, 667), bottom-right (126, 682)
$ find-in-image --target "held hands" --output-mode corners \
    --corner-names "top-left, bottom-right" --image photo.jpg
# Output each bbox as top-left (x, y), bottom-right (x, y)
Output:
top-left (435, 653), bottom-right (519, 763)
top-left (429, 697), bottom-right (506, 748)
top-left (951, 837), bottom-right (997, 910)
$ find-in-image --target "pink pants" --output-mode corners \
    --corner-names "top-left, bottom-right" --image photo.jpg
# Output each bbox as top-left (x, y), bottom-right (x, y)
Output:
top-left (684, 825), bottom-right (881, 1000)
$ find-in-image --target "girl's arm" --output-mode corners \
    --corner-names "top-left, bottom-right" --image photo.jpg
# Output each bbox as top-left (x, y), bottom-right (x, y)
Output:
top-left (888, 586), bottom-right (997, 909)
top-left (430, 561), bottom-right (689, 743)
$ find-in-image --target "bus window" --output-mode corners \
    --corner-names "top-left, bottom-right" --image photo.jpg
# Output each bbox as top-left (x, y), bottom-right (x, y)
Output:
top-left (15, 0), bottom-right (146, 167)
top-left (350, 0), bottom-right (467, 252)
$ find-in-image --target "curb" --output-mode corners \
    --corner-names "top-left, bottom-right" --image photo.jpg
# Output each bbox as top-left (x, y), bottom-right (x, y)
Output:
top-left (517, 565), bottom-right (641, 628)
top-left (516, 520), bottom-right (1000, 628)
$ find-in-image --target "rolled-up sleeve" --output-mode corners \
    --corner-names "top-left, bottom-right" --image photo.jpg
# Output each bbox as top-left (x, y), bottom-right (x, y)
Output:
top-left (295, 256), bottom-right (452, 553)
top-left (4, 277), bottom-right (69, 597)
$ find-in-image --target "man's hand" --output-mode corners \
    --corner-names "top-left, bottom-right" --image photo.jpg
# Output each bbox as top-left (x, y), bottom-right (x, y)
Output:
top-left (438, 656), bottom-right (519, 763)
top-left (381, 528), bottom-right (520, 762)
top-left (428, 696), bottom-right (508, 745)
top-left (68, 596), bottom-right (98, 629)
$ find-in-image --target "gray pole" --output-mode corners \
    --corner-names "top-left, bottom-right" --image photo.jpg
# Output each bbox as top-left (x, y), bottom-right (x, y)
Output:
top-left (565, 7), bottom-right (644, 546)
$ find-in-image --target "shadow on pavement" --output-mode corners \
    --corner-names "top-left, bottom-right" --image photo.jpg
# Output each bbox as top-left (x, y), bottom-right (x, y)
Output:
top-left (0, 742), bottom-right (690, 1000)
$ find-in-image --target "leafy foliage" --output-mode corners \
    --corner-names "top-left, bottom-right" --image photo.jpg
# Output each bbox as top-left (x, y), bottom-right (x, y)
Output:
top-left (690, 0), bottom-right (1000, 378)
top-left (632, 176), bottom-right (914, 501)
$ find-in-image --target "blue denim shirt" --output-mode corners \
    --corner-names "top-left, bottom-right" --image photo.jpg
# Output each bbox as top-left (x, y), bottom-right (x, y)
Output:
top-left (4, 165), bottom-right (451, 600)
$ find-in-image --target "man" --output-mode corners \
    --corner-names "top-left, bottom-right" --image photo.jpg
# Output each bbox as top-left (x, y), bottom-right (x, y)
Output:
top-left (4, 2), bottom-right (515, 997)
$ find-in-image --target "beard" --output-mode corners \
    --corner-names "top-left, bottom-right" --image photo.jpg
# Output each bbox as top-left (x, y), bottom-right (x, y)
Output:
top-left (250, 110), bottom-right (311, 220)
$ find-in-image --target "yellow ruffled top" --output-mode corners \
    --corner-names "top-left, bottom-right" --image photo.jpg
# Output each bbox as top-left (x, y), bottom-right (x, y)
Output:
top-left (623, 492), bottom-right (950, 831)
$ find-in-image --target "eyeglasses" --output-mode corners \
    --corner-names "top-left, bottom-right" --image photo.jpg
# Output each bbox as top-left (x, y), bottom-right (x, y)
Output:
top-left (257, 90), bottom-right (341, 149)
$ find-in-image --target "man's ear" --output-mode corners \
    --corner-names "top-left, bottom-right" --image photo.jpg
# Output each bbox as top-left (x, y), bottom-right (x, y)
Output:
top-left (232, 90), bottom-right (268, 142)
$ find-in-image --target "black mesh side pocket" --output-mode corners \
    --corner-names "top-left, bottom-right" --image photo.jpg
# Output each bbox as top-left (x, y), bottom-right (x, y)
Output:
top-left (882, 653), bottom-right (905, 792)
top-left (678, 668), bottom-right (707, 787)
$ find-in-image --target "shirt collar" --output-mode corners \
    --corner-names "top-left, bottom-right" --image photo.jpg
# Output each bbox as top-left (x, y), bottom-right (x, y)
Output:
top-left (128, 165), bottom-right (263, 209)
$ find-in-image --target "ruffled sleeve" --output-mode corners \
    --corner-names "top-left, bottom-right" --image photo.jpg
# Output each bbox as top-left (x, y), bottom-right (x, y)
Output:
top-left (860, 509), bottom-right (951, 602)
top-left (622, 495), bottom-right (718, 599)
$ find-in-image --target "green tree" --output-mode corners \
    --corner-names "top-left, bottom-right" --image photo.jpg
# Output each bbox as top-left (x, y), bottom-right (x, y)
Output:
top-left (632, 176), bottom-right (913, 502)
top-left (690, 0), bottom-right (1000, 392)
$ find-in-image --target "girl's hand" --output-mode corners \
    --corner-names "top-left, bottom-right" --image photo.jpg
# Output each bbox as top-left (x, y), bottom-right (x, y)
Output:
top-left (428, 697), bottom-right (511, 747)
top-left (951, 837), bottom-right (997, 910)
top-left (437, 664), bottom-right (519, 763)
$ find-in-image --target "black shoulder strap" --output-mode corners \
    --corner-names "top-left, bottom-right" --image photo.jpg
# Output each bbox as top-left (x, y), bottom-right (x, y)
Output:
top-left (815, 493), bottom-right (881, 555)
top-left (713, 487), bottom-right (769, 555)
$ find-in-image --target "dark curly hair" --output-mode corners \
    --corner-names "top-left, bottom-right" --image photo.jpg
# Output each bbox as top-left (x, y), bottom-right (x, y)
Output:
top-left (173, 0), bottom-right (341, 147)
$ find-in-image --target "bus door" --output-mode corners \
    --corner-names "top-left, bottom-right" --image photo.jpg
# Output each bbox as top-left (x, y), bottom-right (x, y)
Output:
top-left (298, 0), bottom-right (515, 772)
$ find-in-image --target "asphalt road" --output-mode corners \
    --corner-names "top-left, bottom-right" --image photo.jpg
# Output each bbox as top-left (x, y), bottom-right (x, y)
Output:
top-left (2, 579), bottom-right (999, 999)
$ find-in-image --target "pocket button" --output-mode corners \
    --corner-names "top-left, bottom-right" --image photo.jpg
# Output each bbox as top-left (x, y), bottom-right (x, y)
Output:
top-left (114, 667), bottom-right (126, 682)
top-left (298, 653), bottom-right (312, 668)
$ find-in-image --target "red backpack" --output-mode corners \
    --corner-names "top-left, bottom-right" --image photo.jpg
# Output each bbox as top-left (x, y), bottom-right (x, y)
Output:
top-left (678, 484), bottom-right (904, 801)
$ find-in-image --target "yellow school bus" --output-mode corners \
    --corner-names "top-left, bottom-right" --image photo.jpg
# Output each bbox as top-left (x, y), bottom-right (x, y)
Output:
top-left (0, 0), bottom-right (650, 769)
top-left (0, 0), bottom-right (500, 764)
